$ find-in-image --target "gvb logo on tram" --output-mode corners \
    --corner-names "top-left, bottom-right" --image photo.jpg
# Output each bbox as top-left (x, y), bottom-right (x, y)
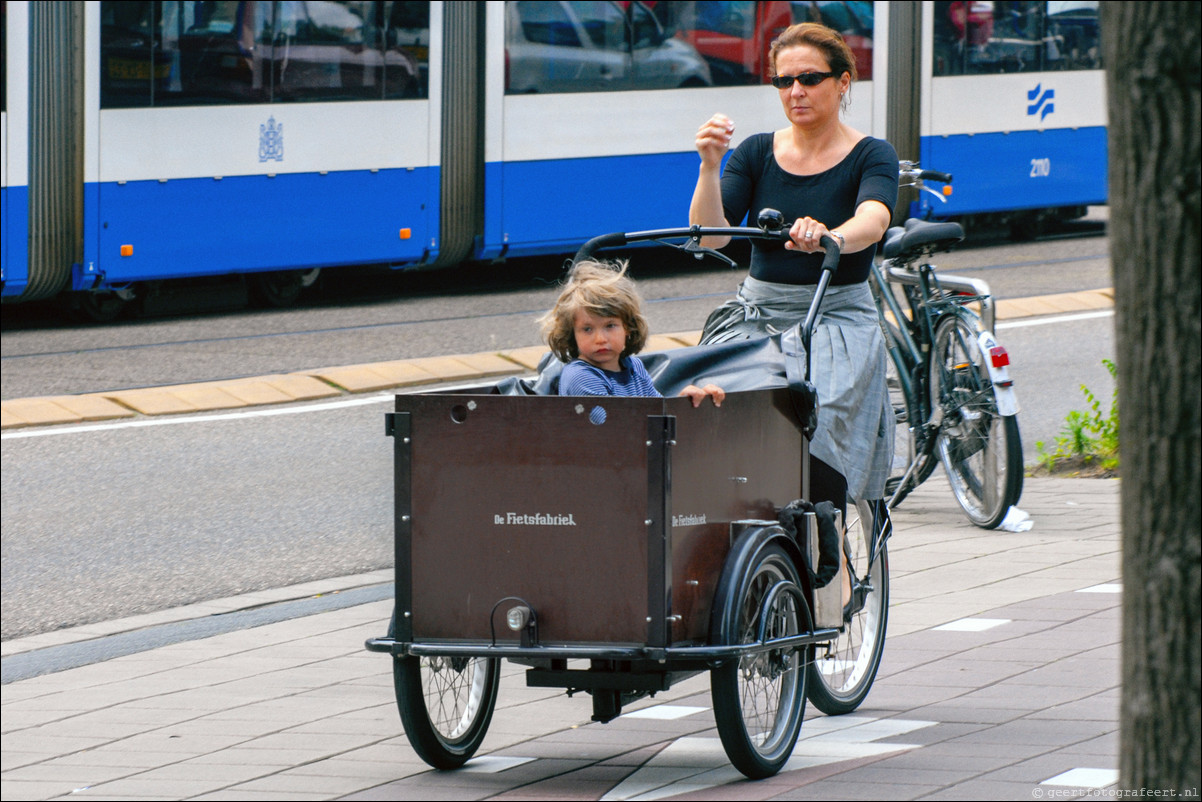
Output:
top-left (1027, 83), bottom-right (1055, 121)
top-left (1027, 84), bottom-right (1054, 178)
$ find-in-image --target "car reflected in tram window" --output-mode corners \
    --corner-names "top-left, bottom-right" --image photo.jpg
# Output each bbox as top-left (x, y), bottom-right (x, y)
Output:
top-left (505, 0), bottom-right (712, 93)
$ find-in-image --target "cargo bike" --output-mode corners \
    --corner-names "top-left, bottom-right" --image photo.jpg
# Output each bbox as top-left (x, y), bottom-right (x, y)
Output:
top-left (365, 214), bottom-right (892, 779)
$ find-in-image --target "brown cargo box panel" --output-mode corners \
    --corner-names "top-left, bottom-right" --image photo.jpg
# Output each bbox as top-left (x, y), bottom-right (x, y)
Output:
top-left (394, 389), bottom-right (804, 646)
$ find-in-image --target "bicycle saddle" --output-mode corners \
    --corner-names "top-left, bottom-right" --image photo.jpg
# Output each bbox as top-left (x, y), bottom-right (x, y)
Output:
top-left (882, 218), bottom-right (965, 259)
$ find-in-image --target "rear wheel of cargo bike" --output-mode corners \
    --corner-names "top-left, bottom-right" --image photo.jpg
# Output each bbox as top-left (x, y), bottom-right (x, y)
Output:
top-left (711, 535), bottom-right (811, 779)
top-left (806, 499), bottom-right (890, 715)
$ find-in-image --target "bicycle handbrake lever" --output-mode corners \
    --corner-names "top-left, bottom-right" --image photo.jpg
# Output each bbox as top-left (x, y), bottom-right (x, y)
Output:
top-left (681, 227), bottom-right (738, 268)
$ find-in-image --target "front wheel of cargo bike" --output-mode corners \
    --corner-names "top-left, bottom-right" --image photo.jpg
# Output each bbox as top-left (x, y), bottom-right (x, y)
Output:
top-left (711, 541), bottom-right (811, 779)
top-left (394, 654), bottom-right (500, 769)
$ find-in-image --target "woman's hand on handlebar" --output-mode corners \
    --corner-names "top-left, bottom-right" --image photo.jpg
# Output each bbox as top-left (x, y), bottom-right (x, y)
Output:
top-left (696, 114), bottom-right (734, 170)
top-left (785, 216), bottom-right (835, 254)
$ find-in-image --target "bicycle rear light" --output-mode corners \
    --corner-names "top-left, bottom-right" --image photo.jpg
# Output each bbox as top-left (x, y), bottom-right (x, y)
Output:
top-left (989, 346), bottom-right (1010, 368)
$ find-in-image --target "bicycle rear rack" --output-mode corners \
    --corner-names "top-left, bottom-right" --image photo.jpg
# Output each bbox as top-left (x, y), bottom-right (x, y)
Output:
top-left (880, 264), bottom-right (996, 333)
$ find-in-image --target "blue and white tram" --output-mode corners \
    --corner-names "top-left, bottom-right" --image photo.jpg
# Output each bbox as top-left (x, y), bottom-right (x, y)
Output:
top-left (914, 0), bottom-right (1107, 229)
top-left (0, 1), bottom-right (1106, 317)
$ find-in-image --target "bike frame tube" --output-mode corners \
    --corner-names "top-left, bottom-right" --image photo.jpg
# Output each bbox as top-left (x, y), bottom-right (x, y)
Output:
top-left (364, 628), bottom-right (841, 662)
top-left (869, 261), bottom-right (924, 433)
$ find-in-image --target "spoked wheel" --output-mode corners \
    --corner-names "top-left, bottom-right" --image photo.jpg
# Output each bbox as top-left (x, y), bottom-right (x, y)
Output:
top-left (712, 542), bottom-right (810, 779)
top-left (882, 322), bottom-right (938, 506)
top-left (807, 498), bottom-right (889, 715)
top-left (394, 654), bottom-right (500, 769)
top-left (931, 313), bottom-right (1024, 529)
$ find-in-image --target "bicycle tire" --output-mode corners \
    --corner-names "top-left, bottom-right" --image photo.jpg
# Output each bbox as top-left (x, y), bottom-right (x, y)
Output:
top-left (395, 653), bottom-right (500, 769)
top-left (806, 499), bottom-right (889, 715)
top-left (711, 542), bottom-right (809, 779)
top-left (930, 312), bottom-right (1024, 528)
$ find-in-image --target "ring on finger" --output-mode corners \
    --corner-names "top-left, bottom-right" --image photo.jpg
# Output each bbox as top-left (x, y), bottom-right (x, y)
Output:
top-left (805, 230), bottom-right (813, 239)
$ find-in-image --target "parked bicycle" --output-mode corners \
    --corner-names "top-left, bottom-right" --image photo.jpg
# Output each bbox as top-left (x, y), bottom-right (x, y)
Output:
top-left (869, 162), bottom-right (1023, 529)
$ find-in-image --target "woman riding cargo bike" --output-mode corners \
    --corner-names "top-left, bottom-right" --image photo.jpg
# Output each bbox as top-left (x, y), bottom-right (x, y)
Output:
top-left (689, 21), bottom-right (897, 713)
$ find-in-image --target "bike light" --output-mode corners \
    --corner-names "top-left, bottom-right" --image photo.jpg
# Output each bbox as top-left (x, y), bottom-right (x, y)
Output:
top-left (506, 606), bottom-right (531, 631)
top-left (989, 346), bottom-right (1010, 368)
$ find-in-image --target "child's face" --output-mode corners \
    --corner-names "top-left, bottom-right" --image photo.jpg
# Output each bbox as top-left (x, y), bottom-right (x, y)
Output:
top-left (573, 309), bottom-right (627, 373)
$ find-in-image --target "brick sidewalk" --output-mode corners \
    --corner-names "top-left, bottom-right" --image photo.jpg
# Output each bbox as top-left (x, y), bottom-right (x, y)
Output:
top-left (2, 475), bottom-right (1121, 801)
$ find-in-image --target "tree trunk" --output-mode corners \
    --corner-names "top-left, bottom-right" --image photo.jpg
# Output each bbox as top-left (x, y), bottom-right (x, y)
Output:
top-left (1102, 1), bottom-right (1201, 791)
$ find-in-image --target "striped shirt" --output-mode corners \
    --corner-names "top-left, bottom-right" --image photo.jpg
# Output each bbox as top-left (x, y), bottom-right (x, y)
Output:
top-left (559, 357), bottom-right (662, 398)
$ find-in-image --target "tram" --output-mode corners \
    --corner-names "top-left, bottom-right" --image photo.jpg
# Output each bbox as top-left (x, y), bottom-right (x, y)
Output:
top-left (0, 1), bottom-right (1105, 318)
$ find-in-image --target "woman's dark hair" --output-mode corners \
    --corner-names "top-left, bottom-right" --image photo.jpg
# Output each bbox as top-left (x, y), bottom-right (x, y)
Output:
top-left (769, 22), bottom-right (857, 83)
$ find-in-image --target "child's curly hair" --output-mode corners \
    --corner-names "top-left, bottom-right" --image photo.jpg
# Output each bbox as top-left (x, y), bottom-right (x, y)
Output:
top-left (539, 259), bottom-right (650, 364)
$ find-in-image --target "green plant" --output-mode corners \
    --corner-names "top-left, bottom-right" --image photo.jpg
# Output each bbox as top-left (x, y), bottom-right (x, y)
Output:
top-left (1035, 359), bottom-right (1119, 474)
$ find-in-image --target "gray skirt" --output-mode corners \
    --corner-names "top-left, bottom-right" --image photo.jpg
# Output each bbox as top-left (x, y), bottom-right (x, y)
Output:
top-left (700, 276), bottom-right (894, 502)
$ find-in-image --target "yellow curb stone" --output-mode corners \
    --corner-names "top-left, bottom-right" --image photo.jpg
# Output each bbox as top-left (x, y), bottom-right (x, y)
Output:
top-left (646, 334), bottom-right (686, 352)
top-left (214, 379), bottom-right (297, 406)
top-left (1039, 295), bottom-right (1090, 313)
top-left (664, 331), bottom-right (703, 347)
top-left (0, 406), bottom-right (31, 428)
top-left (446, 352), bottom-right (528, 377)
top-left (406, 355), bottom-right (507, 382)
top-left (99, 388), bottom-right (198, 416)
top-left (308, 365), bottom-right (404, 393)
top-left (45, 394), bottom-right (136, 421)
top-left (166, 384), bottom-right (250, 411)
top-left (500, 346), bottom-right (551, 371)
top-left (397, 356), bottom-right (471, 381)
top-left (1071, 290), bottom-right (1116, 310)
top-left (1, 399), bottom-right (82, 427)
top-left (996, 297), bottom-right (1061, 318)
top-left (362, 360), bottom-right (441, 387)
top-left (271, 374), bottom-right (342, 400)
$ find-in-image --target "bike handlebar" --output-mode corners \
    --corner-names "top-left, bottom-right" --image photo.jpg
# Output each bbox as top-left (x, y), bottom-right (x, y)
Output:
top-left (918, 169), bottom-right (953, 184)
top-left (571, 212), bottom-right (841, 373)
top-left (573, 220), bottom-right (841, 277)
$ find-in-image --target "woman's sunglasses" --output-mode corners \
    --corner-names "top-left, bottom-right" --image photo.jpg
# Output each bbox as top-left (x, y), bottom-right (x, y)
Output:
top-left (771, 72), bottom-right (836, 89)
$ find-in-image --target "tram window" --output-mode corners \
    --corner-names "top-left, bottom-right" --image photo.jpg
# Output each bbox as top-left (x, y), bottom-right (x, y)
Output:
top-left (667, 2), bottom-right (873, 88)
top-left (100, 0), bottom-right (171, 107)
top-left (933, 1), bottom-right (1101, 76)
top-left (99, 0), bottom-right (428, 108)
top-left (506, 1), bottom-right (714, 93)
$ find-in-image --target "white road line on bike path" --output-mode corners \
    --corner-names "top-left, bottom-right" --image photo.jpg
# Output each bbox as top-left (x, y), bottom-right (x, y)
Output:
top-left (0, 394), bottom-right (397, 441)
top-left (5, 310), bottom-right (1112, 442)
top-left (996, 309), bottom-right (1113, 330)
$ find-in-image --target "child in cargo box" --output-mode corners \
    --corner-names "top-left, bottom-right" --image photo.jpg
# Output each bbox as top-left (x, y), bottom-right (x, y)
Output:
top-left (539, 260), bottom-right (725, 406)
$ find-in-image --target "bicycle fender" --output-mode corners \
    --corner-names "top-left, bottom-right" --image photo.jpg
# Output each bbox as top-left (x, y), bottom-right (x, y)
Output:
top-left (709, 525), bottom-right (807, 647)
top-left (977, 330), bottom-right (1020, 416)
